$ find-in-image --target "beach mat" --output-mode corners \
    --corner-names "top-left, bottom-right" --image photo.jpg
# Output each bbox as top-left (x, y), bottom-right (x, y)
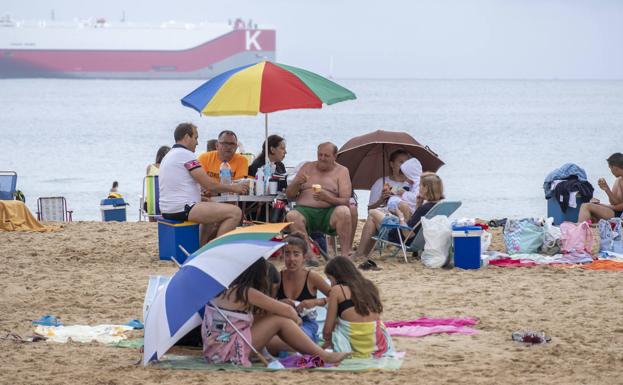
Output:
top-left (153, 353), bottom-right (404, 372)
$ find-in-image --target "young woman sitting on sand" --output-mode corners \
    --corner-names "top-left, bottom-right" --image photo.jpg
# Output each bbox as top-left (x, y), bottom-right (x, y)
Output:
top-left (270, 233), bottom-right (332, 348)
top-left (201, 258), bottom-right (348, 367)
top-left (322, 257), bottom-right (394, 358)
top-left (354, 172), bottom-right (444, 265)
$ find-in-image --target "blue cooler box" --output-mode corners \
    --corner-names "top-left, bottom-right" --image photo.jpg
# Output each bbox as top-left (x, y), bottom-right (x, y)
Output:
top-left (100, 198), bottom-right (128, 222)
top-left (452, 225), bottom-right (482, 269)
top-left (547, 195), bottom-right (582, 225)
top-left (157, 219), bottom-right (199, 264)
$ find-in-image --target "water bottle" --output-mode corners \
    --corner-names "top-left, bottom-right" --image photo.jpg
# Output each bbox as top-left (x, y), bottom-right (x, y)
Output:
top-left (262, 163), bottom-right (272, 195)
top-left (256, 167), bottom-right (265, 196)
top-left (220, 161), bottom-right (232, 195)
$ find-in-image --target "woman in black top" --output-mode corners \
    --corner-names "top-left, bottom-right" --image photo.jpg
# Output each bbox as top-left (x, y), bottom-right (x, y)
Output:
top-left (248, 134), bottom-right (288, 192)
top-left (270, 233), bottom-right (331, 351)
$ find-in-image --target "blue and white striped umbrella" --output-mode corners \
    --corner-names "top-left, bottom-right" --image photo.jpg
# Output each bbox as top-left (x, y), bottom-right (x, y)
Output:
top-left (143, 238), bottom-right (286, 365)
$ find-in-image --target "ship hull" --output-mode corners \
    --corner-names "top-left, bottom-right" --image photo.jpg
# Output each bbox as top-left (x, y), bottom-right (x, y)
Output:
top-left (0, 29), bottom-right (276, 79)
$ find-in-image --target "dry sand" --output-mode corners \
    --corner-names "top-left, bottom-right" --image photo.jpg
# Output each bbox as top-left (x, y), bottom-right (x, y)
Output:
top-left (1, 221), bottom-right (622, 385)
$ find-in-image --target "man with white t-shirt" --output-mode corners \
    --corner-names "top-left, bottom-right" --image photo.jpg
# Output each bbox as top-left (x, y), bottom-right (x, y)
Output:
top-left (159, 123), bottom-right (248, 244)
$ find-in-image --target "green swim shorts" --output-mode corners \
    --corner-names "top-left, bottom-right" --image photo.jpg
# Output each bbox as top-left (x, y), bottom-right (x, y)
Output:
top-left (294, 206), bottom-right (337, 236)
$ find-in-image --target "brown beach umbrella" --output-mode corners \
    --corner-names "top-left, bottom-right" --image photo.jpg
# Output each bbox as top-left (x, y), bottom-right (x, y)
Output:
top-left (337, 130), bottom-right (444, 190)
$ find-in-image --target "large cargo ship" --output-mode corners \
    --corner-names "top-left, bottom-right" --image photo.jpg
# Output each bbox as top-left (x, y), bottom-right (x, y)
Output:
top-left (0, 15), bottom-right (276, 79)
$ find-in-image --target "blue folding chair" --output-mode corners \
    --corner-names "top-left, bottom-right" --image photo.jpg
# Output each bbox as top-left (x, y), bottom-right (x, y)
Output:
top-left (371, 200), bottom-right (462, 262)
top-left (0, 171), bottom-right (17, 200)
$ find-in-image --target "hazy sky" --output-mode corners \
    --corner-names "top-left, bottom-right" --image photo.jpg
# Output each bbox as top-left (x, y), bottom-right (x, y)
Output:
top-left (4, 0), bottom-right (622, 79)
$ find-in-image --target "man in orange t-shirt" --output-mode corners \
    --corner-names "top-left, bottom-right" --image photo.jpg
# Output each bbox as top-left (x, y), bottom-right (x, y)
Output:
top-left (197, 130), bottom-right (249, 182)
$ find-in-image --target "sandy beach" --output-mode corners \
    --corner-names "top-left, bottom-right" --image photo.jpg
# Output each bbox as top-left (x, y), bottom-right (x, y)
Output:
top-left (1, 220), bottom-right (621, 385)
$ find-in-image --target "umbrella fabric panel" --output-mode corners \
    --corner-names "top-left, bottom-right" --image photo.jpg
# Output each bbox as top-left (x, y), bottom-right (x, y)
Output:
top-left (201, 62), bottom-right (265, 116)
top-left (180, 63), bottom-right (255, 114)
top-left (259, 62), bottom-right (322, 113)
top-left (341, 143), bottom-right (444, 190)
top-left (186, 241), bottom-right (285, 285)
top-left (276, 63), bottom-right (357, 105)
top-left (185, 223), bottom-right (290, 263)
top-left (165, 266), bottom-right (225, 336)
top-left (144, 280), bottom-right (204, 364)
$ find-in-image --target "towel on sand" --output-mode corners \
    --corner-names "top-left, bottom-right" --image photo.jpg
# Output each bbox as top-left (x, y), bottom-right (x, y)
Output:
top-left (385, 317), bottom-right (479, 337)
top-left (34, 325), bottom-right (133, 344)
top-left (0, 200), bottom-right (52, 232)
top-left (153, 353), bottom-right (405, 372)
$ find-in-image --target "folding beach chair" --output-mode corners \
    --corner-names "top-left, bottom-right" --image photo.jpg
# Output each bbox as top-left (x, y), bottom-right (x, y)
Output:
top-left (37, 196), bottom-right (73, 222)
top-left (0, 171), bottom-right (17, 200)
top-left (371, 200), bottom-right (462, 263)
top-left (139, 175), bottom-right (160, 221)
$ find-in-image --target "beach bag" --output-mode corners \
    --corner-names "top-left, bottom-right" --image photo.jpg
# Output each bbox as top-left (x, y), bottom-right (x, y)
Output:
top-left (503, 219), bottom-right (544, 255)
top-left (541, 218), bottom-right (562, 255)
top-left (421, 215), bottom-right (452, 268)
top-left (481, 230), bottom-right (492, 252)
top-left (598, 218), bottom-right (623, 253)
top-left (560, 221), bottom-right (593, 254)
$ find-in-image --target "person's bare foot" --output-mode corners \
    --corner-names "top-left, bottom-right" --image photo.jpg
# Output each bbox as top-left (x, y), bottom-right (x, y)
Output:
top-left (317, 349), bottom-right (350, 363)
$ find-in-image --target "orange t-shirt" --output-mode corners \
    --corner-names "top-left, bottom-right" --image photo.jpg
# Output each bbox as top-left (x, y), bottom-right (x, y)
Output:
top-left (197, 151), bottom-right (249, 181)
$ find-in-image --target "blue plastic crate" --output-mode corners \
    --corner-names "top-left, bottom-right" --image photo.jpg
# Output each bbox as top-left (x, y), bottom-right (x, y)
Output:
top-left (452, 225), bottom-right (482, 270)
top-left (157, 219), bottom-right (199, 264)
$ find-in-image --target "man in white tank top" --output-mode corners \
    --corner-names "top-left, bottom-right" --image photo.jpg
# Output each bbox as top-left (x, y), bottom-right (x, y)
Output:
top-left (159, 123), bottom-right (248, 244)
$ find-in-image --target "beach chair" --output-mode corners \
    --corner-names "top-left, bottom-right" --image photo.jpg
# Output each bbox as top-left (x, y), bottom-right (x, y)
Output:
top-left (0, 171), bottom-right (17, 200)
top-left (371, 200), bottom-right (462, 263)
top-left (37, 196), bottom-right (73, 222)
top-left (139, 175), bottom-right (160, 221)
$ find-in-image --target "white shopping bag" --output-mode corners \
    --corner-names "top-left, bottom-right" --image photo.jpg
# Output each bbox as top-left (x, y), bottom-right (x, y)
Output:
top-left (421, 215), bottom-right (452, 268)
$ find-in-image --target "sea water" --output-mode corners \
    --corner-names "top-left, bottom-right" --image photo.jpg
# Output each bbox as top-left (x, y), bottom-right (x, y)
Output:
top-left (1, 79), bottom-right (622, 221)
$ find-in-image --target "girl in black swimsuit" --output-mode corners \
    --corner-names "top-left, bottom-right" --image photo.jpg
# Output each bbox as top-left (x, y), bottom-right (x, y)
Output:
top-left (271, 233), bottom-right (331, 349)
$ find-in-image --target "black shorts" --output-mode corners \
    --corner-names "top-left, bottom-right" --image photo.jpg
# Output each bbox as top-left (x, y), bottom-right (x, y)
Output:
top-left (162, 204), bottom-right (195, 222)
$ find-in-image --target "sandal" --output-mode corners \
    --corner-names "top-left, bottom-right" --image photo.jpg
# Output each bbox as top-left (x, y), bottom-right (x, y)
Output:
top-left (358, 259), bottom-right (381, 271)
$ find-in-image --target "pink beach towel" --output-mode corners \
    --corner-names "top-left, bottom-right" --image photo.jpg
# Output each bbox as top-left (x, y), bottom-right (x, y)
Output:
top-left (385, 317), bottom-right (479, 337)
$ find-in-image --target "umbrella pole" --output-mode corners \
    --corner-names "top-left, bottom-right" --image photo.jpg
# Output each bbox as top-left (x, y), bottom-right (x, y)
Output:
top-left (210, 302), bottom-right (270, 367)
top-left (264, 113), bottom-right (269, 167)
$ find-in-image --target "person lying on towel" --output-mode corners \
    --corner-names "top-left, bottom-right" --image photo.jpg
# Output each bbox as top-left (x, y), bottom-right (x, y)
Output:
top-left (322, 257), bottom-right (395, 358)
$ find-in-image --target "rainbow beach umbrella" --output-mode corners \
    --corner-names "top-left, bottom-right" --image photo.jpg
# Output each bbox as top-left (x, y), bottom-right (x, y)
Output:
top-left (181, 61), bottom-right (356, 163)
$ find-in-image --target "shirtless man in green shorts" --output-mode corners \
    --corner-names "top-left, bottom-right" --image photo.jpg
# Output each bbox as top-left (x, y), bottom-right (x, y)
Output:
top-left (578, 153), bottom-right (623, 223)
top-left (286, 142), bottom-right (353, 262)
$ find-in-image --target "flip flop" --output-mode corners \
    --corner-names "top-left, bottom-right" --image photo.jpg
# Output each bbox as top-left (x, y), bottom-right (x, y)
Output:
top-left (358, 259), bottom-right (382, 271)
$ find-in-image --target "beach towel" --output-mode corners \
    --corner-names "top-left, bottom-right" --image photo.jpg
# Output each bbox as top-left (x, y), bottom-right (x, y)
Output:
top-left (581, 260), bottom-right (623, 271)
top-left (201, 305), bottom-right (253, 367)
top-left (33, 324), bottom-right (133, 344)
top-left (0, 200), bottom-right (51, 232)
top-left (331, 319), bottom-right (394, 359)
top-left (153, 353), bottom-right (405, 372)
